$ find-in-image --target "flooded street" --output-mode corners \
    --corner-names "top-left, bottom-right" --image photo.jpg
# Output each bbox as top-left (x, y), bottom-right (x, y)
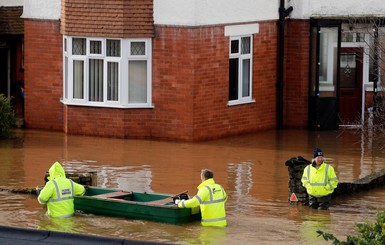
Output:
top-left (0, 129), bottom-right (385, 244)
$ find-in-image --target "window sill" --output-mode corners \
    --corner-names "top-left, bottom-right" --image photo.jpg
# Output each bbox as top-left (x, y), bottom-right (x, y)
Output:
top-left (227, 99), bottom-right (256, 107)
top-left (61, 100), bottom-right (154, 109)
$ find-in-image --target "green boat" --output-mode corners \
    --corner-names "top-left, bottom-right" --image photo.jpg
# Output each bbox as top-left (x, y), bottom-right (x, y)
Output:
top-left (74, 186), bottom-right (201, 224)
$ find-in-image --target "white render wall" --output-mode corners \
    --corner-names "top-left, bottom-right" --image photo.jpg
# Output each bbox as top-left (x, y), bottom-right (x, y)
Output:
top-left (290, 0), bottom-right (385, 19)
top-left (0, 0), bottom-right (22, 7)
top-left (20, 0), bottom-right (385, 24)
top-left (22, 0), bottom-right (60, 20)
top-left (153, 0), bottom-right (279, 26)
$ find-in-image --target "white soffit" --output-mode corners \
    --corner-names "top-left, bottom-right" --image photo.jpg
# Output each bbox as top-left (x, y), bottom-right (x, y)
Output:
top-left (224, 23), bottom-right (260, 37)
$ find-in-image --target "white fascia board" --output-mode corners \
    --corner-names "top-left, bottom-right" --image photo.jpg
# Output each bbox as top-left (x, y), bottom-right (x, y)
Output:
top-left (22, 0), bottom-right (61, 20)
top-left (154, 0), bottom-right (279, 26)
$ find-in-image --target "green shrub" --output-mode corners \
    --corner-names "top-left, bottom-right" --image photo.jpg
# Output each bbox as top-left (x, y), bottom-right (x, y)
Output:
top-left (317, 210), bottom-right (385, 245)
top-left (0, 94), bottom-right (16, 138)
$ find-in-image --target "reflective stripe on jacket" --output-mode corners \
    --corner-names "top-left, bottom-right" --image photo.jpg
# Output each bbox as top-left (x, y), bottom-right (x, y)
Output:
top-left (301, 162), bottom-right (338, 197)
top-left (178, 178), bottom-right (227, 227)
top-left (38, 162), bottom-right (85, 218)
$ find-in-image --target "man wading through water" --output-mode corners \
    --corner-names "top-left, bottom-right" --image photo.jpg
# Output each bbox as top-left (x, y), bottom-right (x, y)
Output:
top-left (37, 162), bottom-right (85, 218)
top-left (301, 148), bottom-right (338, 210)
top-left (177, 169), bottom-right (227, 227)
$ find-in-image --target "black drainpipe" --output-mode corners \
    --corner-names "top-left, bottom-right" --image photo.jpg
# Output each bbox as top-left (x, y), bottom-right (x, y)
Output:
top-left (277, 0), bottom-right (293, 129)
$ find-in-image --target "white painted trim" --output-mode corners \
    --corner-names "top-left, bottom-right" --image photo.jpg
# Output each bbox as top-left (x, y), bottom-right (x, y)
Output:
top-left (224, 23), bottom-right (259, 37)
top-left (63, 37), bottom-right (153, 109)
top-left (227, 99), bottom-right (256, 107)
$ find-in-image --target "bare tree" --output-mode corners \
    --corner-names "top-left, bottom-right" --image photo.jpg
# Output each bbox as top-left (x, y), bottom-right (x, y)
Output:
top-left (343, 17), bottom-right (385, 148)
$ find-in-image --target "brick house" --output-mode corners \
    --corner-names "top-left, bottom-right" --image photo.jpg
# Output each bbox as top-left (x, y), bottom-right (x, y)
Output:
top-left (8, 0), bottom-right (385, 140)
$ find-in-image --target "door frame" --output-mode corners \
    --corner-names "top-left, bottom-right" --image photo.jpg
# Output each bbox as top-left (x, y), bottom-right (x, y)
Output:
top-left (308, 19), bottom-right (342, 130)
top-left (339, 47), bottom-right (364, 126)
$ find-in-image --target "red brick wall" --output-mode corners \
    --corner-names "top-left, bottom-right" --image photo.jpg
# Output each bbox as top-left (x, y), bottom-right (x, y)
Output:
top-left (153, 22), bottom-right (278, 141)
top-left (64, 106), bottom-right (153, 138)
top-left (25, 19), bottom-right (280, 141)
top-left (24, 19), bottom-right (63, 130)
top-left (284, 20), bottom-right (310, 128)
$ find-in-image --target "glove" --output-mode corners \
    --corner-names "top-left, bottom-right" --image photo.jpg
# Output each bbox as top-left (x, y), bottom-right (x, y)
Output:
top-left (175, 199), bottom-right (181, 205)
top-left (36, 186), bottom-right (43, 196)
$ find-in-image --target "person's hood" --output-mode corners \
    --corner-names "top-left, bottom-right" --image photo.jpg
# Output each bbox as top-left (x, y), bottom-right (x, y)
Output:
top-left (47, 162), bottom-right (66, 180)
top-left (197, 178), bottom-right (215, 189)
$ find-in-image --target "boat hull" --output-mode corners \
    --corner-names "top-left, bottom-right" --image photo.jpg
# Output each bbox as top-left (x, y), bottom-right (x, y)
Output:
top-left (74, 187), bottom-right (201, 224)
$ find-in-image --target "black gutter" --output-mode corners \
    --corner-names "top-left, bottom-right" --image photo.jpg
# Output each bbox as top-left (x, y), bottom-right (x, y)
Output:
top-left (277, 0), bottom-right (293, 129)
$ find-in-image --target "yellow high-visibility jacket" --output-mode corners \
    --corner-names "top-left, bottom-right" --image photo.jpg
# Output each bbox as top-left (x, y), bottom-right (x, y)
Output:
top-left (301, 162), bottom-right (338, 197)
top-left (38, 162), bottom-right (85, 218)
top-left (178, 178), bottom-right (227, 227)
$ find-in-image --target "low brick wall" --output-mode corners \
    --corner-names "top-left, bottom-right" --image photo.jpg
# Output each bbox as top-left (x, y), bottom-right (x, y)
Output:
top-left (285, 156), bottom-right (310, 205)
top-left (286, 156), bottom-right (385, 205)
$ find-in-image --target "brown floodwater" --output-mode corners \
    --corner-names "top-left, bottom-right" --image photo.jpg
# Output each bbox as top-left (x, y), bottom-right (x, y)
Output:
top-left (0, 128), bottom-right (385, 244)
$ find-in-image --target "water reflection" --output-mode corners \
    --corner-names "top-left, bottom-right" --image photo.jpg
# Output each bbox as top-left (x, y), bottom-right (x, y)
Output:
top-left (0, 129), bottom-right (385, 244)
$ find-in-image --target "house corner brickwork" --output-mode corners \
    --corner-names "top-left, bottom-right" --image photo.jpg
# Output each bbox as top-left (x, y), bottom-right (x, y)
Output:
top-left (23, 1), bottom-right (309, 141)
top-left (24, 19), bottom-right (63, 131)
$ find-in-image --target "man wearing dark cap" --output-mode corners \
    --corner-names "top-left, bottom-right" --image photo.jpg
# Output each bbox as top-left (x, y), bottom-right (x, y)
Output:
top-left (301, 148), bottom-right (338, 210)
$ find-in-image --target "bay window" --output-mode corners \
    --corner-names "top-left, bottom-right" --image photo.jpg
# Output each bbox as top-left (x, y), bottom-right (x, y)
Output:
top-left (63, 36), bottom-right (152, 108)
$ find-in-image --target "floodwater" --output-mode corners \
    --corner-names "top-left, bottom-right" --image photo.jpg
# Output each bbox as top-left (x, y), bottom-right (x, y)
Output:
top-left (0, 128), bottom-right (385, 244)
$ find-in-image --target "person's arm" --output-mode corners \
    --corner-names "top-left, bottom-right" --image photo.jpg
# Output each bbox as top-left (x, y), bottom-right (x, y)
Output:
top-left (301, 166), bottom-right (310, 189)
top-left (178, 187), bottom-right (208, 208)
top-left (221, 186), bottom-right (227, 203)
top-left (37, 181), bottom-right (54, 204)
top-left (327, 165), bottom-right (338, 191)
top-left (73, 181), bottom-right (85, 196)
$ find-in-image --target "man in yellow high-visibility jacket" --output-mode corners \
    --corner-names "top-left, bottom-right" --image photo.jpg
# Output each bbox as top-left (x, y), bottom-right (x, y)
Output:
top-left (301, 148), bottom-right (338, 210)
top-left (37, 162), bottom-right (85, 218)
top-left (178, 169), bottom-right (227, 227)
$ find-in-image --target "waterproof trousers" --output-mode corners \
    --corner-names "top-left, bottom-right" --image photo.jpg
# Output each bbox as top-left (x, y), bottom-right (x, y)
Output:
top-left (309, 195), bottom-right (331, 210)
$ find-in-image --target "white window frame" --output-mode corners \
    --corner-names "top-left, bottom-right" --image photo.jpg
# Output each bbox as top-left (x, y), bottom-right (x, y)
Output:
top-left (62, 36), bottom-right (153, 108)
top-left (228, 35), bottom-right (255, 106)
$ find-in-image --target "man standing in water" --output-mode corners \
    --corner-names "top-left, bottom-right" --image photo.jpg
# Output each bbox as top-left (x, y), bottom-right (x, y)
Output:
top-left (37, 162), bottom-right (85, 218)
top-left (177, 169), bottom-right (227, 227)
top-left (301, 148), bottom-right (338, 210)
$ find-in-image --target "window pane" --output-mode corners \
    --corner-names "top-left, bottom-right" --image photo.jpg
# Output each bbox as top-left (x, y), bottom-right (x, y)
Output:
top-left (90, 40), bottom-right (102, 54)
top-left (72, 38), bottom-right (86, 55)
top-left (341, 32), bottom-right (353, 42)
top-left (107, 62), bottom-right (119, 101)
top-left (340, 53), bottom-right (357, 88)
top-left (73, 60), bottom-right (84, 99)
top-left (241, 37), bottom-right (251, 54)
top-left (131, 42), bottom-right (145, 56)
top-left (229, 58), bottom-right (239, 100)
top-left (319, 27), bottom-right (338, 97)
top-left (231, 40), bottom-right (239, 54)
top-left (107, 40), bottom-right (121, 57)
top-left (128, 60), bottom-right (147, 103)
top-left (89, 59), bottom-right (104, 102)
top-left (242, 59), bottom-right (250, 97)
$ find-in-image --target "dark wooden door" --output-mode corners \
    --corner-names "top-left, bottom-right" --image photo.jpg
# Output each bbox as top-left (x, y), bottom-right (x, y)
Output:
top-left (339, 47), bottom-right (363, 125)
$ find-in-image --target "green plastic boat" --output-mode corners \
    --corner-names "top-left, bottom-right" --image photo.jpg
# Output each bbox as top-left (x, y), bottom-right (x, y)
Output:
top-left (74, 186), bottom-right (201, 224)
